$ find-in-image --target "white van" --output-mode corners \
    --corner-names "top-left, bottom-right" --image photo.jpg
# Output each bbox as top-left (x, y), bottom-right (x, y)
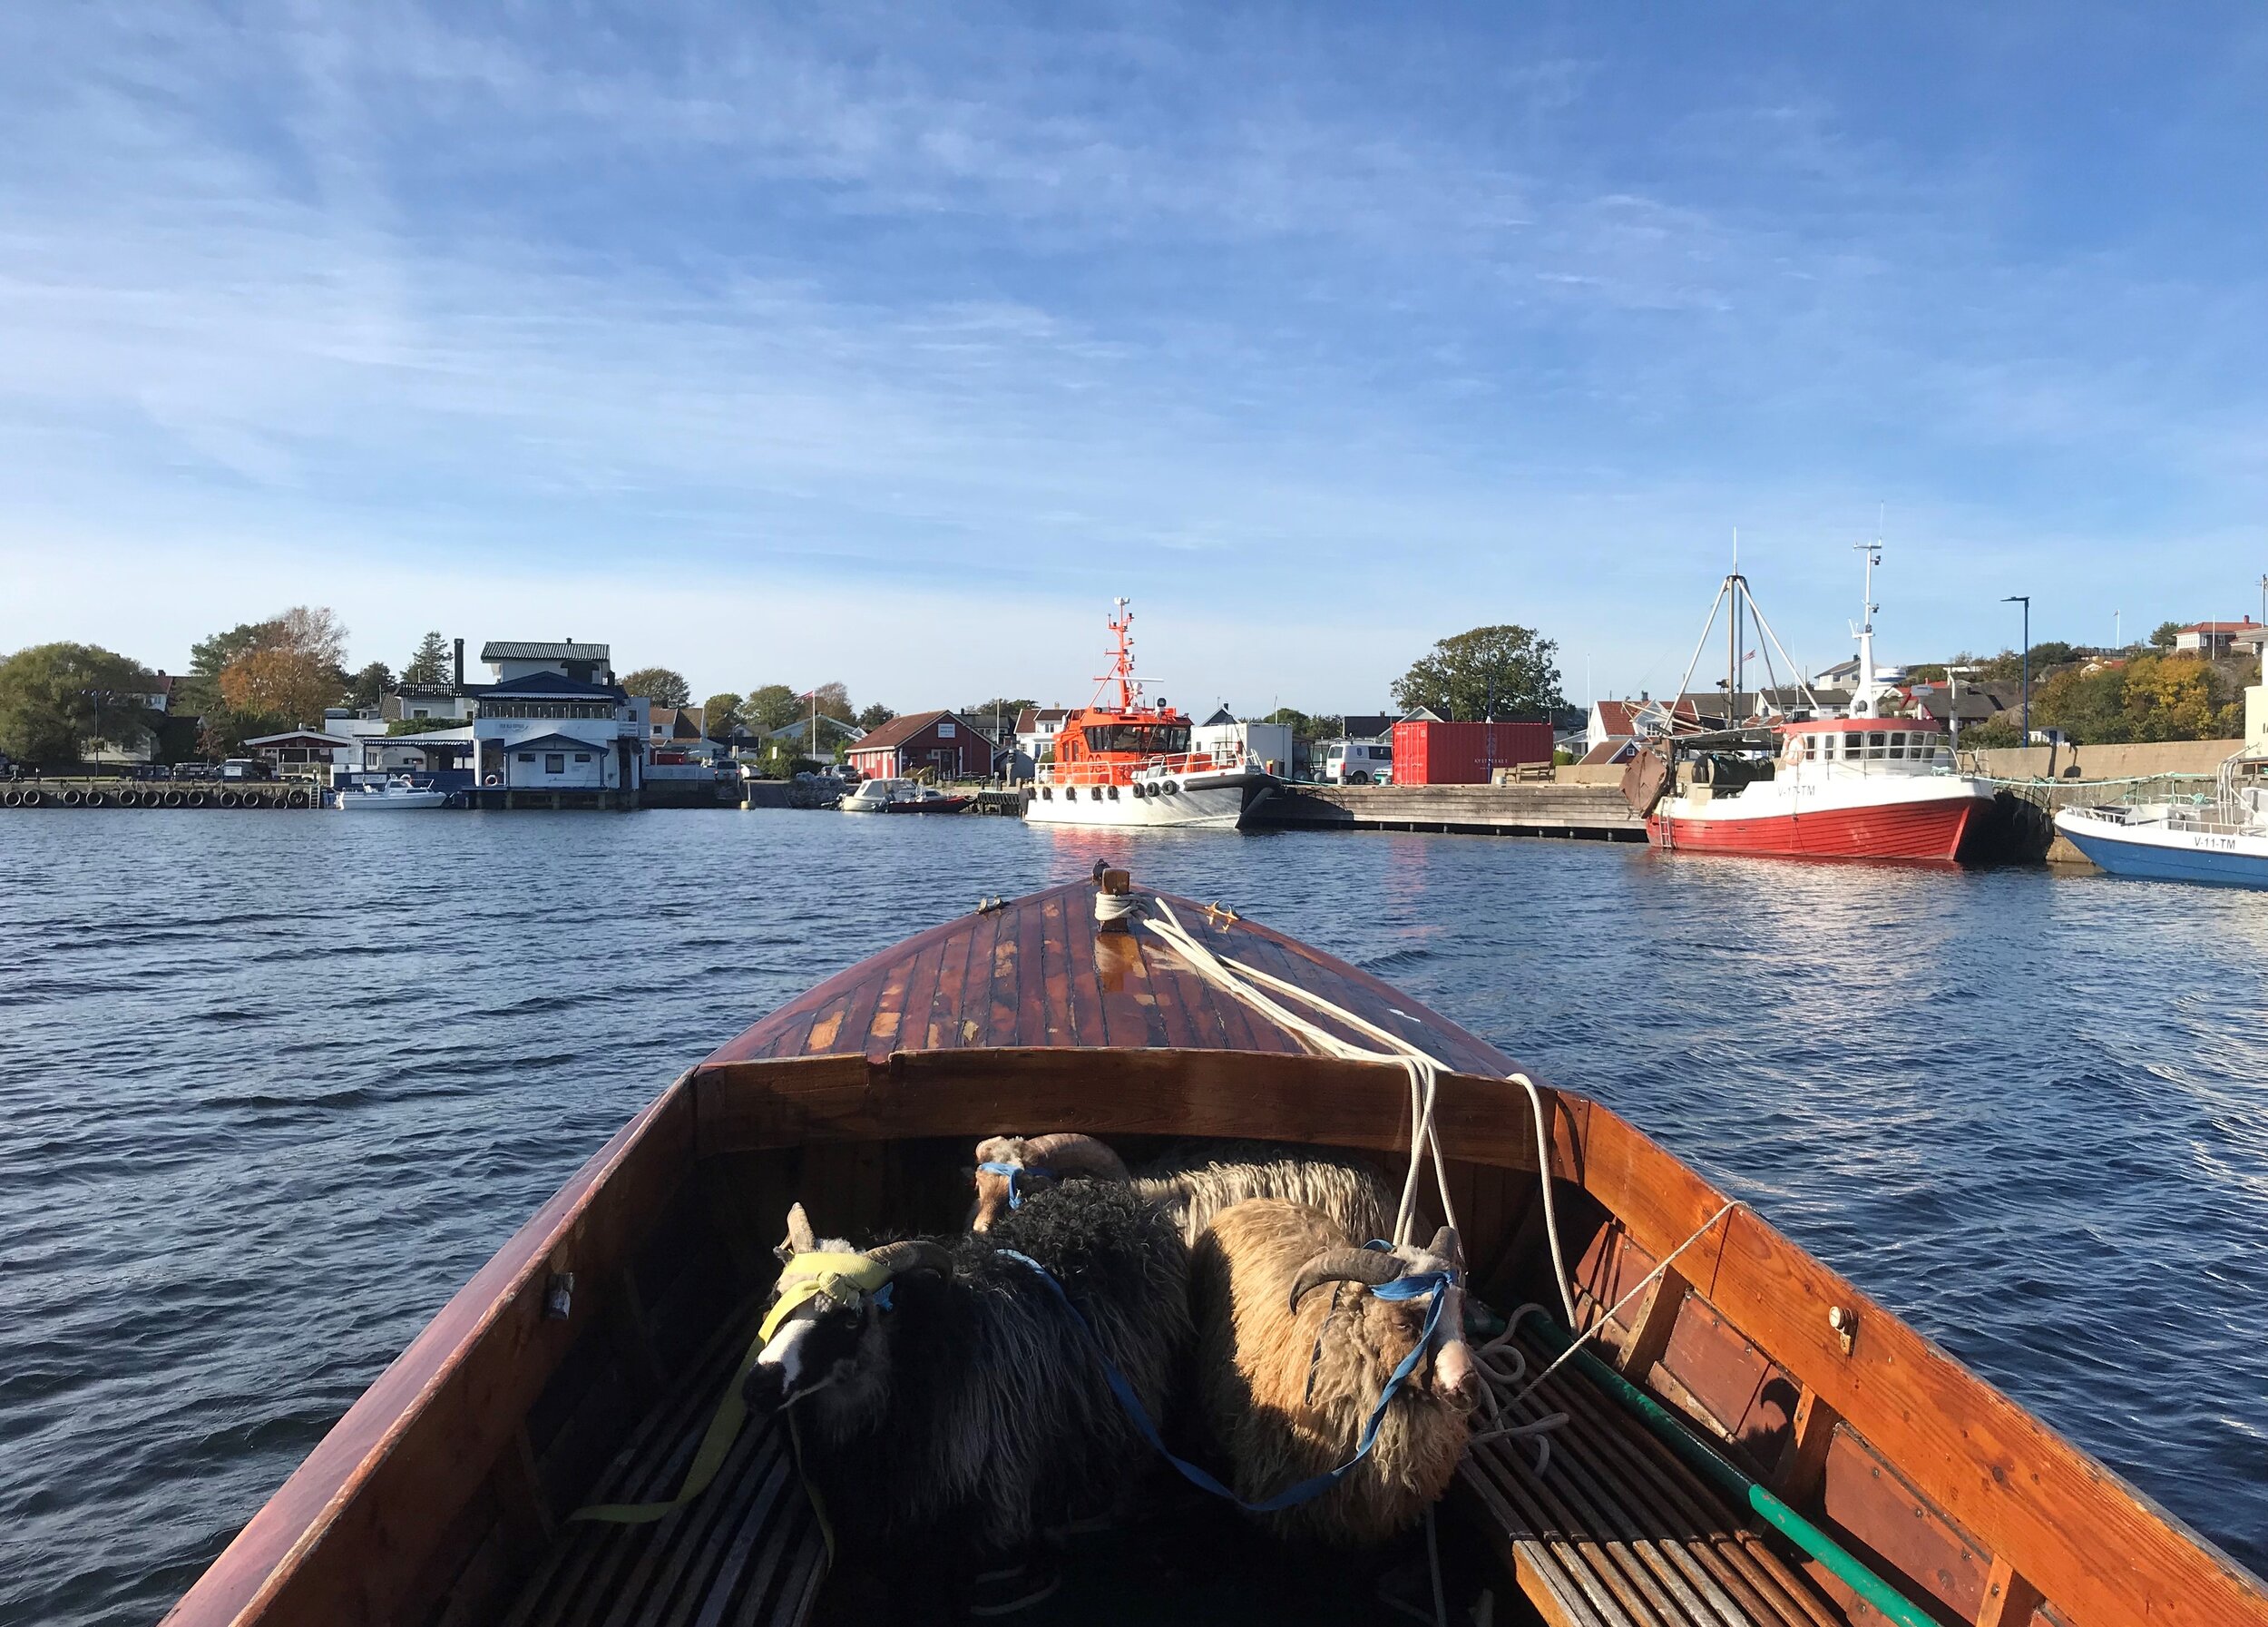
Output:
top-left (1319, 740), bottom-right (1393, 784)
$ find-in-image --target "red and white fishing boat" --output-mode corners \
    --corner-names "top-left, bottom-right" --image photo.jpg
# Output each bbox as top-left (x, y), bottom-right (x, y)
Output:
top-left (1027, 600), bottom-right (1276, 829)
top-left (1634, 548), bottom-right (1997, 861)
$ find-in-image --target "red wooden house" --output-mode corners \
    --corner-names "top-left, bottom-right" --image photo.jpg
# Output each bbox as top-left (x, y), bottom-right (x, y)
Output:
top-left (844, 711), bottom-right (994, 781)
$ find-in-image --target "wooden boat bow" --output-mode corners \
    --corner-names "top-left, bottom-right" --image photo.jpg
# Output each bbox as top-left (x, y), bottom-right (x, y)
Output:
top-left (161, 877), bottom-right (2267, 1627)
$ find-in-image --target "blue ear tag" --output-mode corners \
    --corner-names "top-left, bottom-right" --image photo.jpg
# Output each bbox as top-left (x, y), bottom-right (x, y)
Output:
top-left (874, 1281), bottom-right (894, 1312)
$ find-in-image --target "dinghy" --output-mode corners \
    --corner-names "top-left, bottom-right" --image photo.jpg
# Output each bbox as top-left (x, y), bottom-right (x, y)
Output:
top-left (163, 871), bottom-right (2264, 1627)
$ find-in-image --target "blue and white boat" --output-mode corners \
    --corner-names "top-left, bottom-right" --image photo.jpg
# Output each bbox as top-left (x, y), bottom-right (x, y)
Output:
top-left (2054, 752), bottom-right (2268, 888)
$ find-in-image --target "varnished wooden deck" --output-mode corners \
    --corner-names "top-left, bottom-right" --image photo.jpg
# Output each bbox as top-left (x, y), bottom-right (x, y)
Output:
top-left (706, 880), bottom-right (1513, 1076)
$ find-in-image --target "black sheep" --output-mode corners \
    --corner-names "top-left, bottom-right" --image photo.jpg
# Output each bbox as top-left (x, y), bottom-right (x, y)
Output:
top-left (743, 1181), bottom-right (1190, 1604)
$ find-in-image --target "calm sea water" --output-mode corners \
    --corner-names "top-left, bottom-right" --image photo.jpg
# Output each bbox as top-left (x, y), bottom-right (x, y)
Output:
top-left (1, 809), bottom-right (2263, 1624)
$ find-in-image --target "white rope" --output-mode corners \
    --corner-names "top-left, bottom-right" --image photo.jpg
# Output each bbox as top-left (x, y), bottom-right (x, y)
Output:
top-left (1093, 889), bottom-right (1143, 926)
top-left (1141, 901), bottom-right (1461, 1246)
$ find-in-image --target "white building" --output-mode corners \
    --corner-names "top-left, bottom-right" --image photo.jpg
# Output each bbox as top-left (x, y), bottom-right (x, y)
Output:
top-left (1012, 706), bottom-right (1073, 763)
top-left (471, 670), bottom-right (647, 792)
top-left (480, 640), bottom-right (614, 686)
top-left (1190, 708), bottom-right (1294, 775)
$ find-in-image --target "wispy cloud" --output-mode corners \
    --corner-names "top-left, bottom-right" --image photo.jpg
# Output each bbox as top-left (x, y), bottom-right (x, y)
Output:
top-left (1, 3), bottom-right (2263, 704)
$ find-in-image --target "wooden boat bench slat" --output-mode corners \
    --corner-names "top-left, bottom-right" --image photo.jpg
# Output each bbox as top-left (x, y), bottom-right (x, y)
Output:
top-left (1461, 1326), bottom-right (1844, 1627)
top-left (500, 1305), bottom-right (824, 1627)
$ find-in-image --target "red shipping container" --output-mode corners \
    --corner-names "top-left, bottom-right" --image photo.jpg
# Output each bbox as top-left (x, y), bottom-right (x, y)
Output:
top-left (1390, 720), bottom-right (1557, 785)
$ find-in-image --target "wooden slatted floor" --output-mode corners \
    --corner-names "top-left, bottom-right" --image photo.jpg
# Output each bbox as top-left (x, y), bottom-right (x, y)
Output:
top-left (1461, 1327), bottom-right (1842, 1627)
top-left (705, 883), bottom-right (1513, 1076)
top-left (504, 1308), bottom-right (825, 1627)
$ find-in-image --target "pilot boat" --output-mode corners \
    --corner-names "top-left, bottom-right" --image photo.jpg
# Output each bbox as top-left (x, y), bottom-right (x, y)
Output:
top-left (1633, 551), bottom-right (1996, 861)
top-left (1026, 599), bottom-right (1276, 829)
top-left (164, 870), bottom-right (2263, 1627)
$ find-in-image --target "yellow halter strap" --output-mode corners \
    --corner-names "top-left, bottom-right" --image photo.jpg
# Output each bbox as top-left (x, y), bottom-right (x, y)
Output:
top-left (758, 1251), bottom-right (895, 1344)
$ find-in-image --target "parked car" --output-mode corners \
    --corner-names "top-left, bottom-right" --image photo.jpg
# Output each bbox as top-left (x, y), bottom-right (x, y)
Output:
top-left (1319, 739), bottom-right (1394, 785)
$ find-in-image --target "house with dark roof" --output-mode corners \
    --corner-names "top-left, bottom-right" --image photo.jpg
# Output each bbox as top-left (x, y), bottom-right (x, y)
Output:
top-left (479, 640), bottom-right (613, 686)
top-left (471, 670), bottom-right (645, 791)
top-left (845, 711), bottom-right (993, 781)
top-left (1012, 706), bottom-right (1073, 764)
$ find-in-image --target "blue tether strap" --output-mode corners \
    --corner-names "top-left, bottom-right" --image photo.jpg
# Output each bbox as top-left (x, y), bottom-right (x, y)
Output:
top-left (996, 1248), bottom-right (1452, 1514)
top-left (977, 1161), bottom-right (1034, 1210)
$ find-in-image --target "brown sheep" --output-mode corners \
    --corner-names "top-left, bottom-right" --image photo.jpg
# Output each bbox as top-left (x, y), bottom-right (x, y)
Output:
top-left (1188, 1198), bottom-right (1478, 1545)
top-left (971, 1132), bottom-right (1393, 1247)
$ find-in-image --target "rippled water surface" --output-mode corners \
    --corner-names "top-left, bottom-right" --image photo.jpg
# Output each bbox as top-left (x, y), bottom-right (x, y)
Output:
top-left (3, 809), bottom-right (2264, 1624)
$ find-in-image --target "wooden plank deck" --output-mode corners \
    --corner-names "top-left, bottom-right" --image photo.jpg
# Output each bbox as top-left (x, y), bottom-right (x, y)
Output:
top-left (704, 881), bottom-right (1514, 1077)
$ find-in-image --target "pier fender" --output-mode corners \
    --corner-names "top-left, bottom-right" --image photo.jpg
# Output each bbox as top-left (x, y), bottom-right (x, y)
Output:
top-left (218, 791), bottom-right (240, 809)
top-left (84, 791), bottom-right (108, 809)
top-left (0, 790), bottom-right (15, 808)
top-left (185, 791), bottom-right (207, 809)
top-left (288, 789), bottom-right (309, 808)
top-left (20, 789), bottom-right (43, 807)
top-left (61, 789), bottom-right (83, 807)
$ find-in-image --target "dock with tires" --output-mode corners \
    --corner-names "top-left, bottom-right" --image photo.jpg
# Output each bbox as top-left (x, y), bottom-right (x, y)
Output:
top-left (0, 779), bottom-right (321, 809)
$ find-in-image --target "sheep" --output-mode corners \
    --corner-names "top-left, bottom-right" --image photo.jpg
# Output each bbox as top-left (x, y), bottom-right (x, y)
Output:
top-left (742, 1181), bottom-right (1190, 1593)
top-left (971, 1132), bottom-right (1394, 1247)
top-left (1188, 1198), bottom-right (1478, 1546)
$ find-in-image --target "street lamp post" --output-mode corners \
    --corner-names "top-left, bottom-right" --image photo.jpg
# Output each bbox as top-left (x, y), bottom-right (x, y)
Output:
top-left (2001, 595), bottom-right (2030, 743)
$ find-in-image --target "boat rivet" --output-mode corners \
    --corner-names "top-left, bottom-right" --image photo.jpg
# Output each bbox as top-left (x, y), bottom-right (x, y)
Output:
top-left (1827, 1303), bottom-right (1857, 1355)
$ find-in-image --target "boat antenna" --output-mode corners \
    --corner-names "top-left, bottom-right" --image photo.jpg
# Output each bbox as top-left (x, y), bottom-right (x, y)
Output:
top-left (1093, 597), bottom-right (1143, 712)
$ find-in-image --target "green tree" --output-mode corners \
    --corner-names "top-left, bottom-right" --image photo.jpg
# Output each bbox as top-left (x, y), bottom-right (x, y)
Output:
top-left (621, 667), bottom-right (691, 709)
top-left (702, 692), bottom-right (747, 740)
top-left (1260, 707), bottom-right (1337, 742)
top-left (1390, 624), bottom-right (1564, 720)
top-left (0, 642), bottom-right (159, 764)
top-left (745, 683), bottom-right (802, 732)
top-left (403, 632), bottom-right (452, 685)
top-left (856, 702), bottom-right (897, 730)
top-left (347, 662), bottom-right (394, 710)
top-left (963, 697), bottom-right (1037, 733)
top-left (2148, 620), bottom-right (2182, 651)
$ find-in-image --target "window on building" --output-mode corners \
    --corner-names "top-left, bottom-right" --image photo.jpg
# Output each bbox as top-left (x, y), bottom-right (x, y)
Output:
top-left (574, 753), bottom-right (591, 762)
top-left (545, 753), bottom-right (566, 774)
top-left (518, 752), bottom-right (534, 762)
top-left (939, 722), bottom-right (956, 738)
top-left (412, 708), bottom-right (428, 719)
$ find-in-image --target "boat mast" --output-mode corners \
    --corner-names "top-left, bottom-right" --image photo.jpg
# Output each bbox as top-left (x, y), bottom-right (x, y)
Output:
top-left (1100, 597), bottom-right (1141, 713)
top-left (1849, 537), bottom-right (1883, 719)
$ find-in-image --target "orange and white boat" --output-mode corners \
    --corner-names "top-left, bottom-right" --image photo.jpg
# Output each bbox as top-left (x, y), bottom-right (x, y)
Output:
top-left (1027, 599), bottom-right (1276, 829)
top-left (1634, 548), bottom-right (1996, 862)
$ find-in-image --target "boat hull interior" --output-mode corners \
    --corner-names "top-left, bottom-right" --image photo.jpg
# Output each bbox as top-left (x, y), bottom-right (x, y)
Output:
top-left (162, 883), bottom-right (2267, 1627)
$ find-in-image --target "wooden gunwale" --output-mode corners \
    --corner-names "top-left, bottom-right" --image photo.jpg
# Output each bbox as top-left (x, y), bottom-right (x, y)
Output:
top-left (161, 881), bottom-right (2267, 1627)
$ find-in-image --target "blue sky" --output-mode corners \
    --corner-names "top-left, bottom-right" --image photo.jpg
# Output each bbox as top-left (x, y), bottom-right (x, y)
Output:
top-left (3, 3), bottom-right (2263, 712)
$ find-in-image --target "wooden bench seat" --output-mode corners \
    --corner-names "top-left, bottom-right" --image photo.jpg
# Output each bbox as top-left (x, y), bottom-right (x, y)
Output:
top-left (1461, 1326), bottom-right (1843, 1627)
top-left (505, 1308), bottom-right (826, 1627)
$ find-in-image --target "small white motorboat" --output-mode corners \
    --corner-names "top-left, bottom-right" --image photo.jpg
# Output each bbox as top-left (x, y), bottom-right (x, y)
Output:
top-left (333, 778), bottom-right (452, 810)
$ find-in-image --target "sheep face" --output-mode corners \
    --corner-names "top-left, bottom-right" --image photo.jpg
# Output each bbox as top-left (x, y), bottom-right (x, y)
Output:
top-left (1290, 1230), bottom-right (1481, 1408)
top-left (741, 1206), bottom-right (946, 1437)
top-left (969, 1131), bottom-right (1130, 1231)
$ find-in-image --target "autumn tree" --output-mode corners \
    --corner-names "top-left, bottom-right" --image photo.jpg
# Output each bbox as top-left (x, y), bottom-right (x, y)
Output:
top-left (1391, 624), bottom-right (1564, 721)
top-left (219, 647), bottom-right (343, 729)
top-left (0, 643), bottom-right (159, 764)
top-left (621, 667), bottom-right (691, 709)
top-left (811, 681), bottom-right (854, 721)
top-left (855, 702), bottom-right (896, 730)
top-left (403, 632), bottom-right (453, 685)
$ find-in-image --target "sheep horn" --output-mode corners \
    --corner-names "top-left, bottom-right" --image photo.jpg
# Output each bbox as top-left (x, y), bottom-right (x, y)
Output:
top-left (784, 1203), bottom-right (816, 1254)
top-left (1289, 1247), bottom-right (1405, 1309)
top-left (1021, 1132), bottom-right (1130, 1181)
top-left (865, 1239), bottom-right (955, 1280)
